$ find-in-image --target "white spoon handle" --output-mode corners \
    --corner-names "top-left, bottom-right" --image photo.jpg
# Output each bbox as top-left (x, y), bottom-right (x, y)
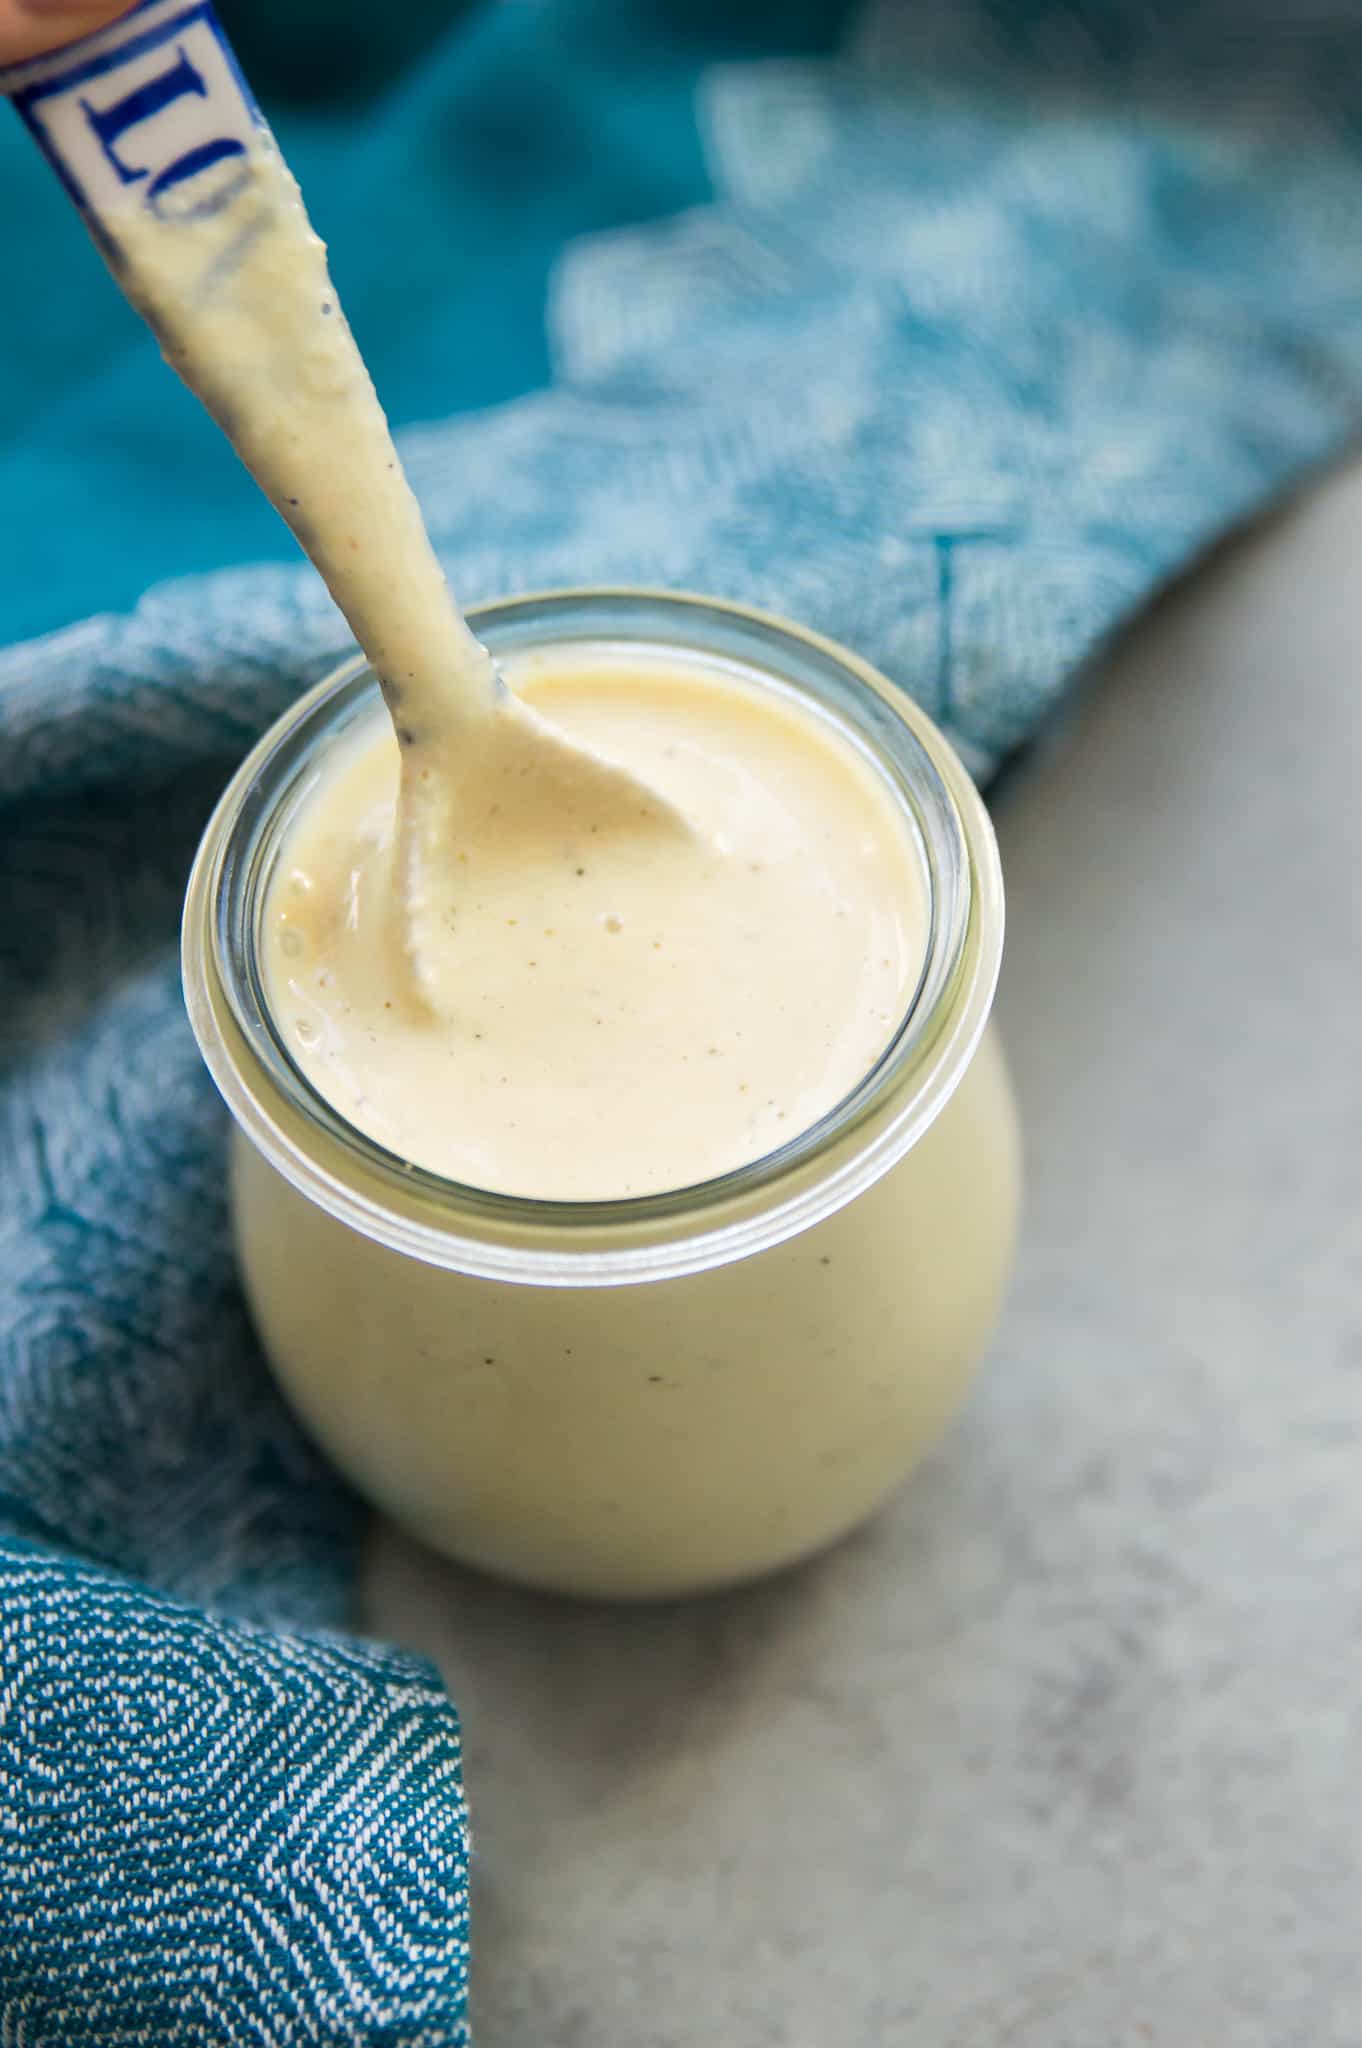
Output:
top-left (3, 0), bottom-right (266, 240)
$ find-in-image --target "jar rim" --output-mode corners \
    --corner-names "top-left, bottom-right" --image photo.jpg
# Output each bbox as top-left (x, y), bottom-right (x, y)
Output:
top-left (182, 588), bottom-right (1004, 1284)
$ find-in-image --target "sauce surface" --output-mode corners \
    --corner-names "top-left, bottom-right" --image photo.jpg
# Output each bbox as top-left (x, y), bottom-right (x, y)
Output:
top-left (264, 648), bottom-right (928, 1200)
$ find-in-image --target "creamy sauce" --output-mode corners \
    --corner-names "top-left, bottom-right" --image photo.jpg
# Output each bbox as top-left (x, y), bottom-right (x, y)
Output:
top-left (110, 139), bottom-right (686, 1007)
top-left (112, 139), bottom-right (929, 1203)
top-left (143, 122), bottom-right (1018, 1596)
top-left (112, 140), bottom-right (494, 740)
top-left (264, 647), bottom-right (928, 1200)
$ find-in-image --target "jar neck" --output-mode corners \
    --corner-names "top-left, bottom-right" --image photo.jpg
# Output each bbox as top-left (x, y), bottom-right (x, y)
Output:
top-left (182, 590), bottom-right (1003, 1285)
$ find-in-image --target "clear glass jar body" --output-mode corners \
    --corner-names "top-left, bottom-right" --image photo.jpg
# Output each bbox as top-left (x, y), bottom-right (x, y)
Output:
top-left (184, 592), bottom-right (1021, 1599)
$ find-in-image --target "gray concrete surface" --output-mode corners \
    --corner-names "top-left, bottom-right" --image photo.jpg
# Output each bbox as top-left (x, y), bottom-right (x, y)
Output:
top-left (365, 459), bottom-right (1362, 2046)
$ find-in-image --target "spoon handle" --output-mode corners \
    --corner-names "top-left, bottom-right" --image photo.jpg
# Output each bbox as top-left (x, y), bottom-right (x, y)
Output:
top-left (1, 0), bottom-right (267, 247)
top-left (2, 0), bottom-right (499, 736)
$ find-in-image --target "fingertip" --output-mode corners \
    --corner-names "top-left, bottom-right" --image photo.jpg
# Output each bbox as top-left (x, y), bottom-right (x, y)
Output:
top-left (1, 0), bottom-right (136, 69)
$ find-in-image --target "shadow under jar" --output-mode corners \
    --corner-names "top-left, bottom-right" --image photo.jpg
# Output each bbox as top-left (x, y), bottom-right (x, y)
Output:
top-left (183, 590), bottom-right (1021, 1599)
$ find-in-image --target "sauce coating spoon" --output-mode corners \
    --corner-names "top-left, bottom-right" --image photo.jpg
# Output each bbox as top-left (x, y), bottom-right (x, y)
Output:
top-left (3, 0), bottom-right (689, 1008)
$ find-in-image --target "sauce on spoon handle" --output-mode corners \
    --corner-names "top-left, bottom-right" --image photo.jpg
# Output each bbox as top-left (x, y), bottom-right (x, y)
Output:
top-left (115, 136), bottom-right (499, 744)
top-left (4, 0), bottom-right (692, 1023)
top-left (3, 1), bottom-right (494, 737)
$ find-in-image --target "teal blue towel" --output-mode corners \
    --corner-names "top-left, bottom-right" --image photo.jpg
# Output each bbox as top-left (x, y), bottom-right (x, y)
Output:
top-left (4, 2), bottom-right (1362, 2038)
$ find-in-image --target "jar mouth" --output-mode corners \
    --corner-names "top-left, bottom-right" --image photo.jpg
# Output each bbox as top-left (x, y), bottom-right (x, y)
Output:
top-left (183, 589), bottom-right (1003, 1283)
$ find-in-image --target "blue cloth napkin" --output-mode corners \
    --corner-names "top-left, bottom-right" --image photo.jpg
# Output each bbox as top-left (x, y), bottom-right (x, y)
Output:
top-left (4, 1), bottom-right (1362, 2038)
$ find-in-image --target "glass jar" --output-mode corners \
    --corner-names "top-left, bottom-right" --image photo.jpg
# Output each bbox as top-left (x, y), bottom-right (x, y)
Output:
top-left (183, 591), bottom-right (1020, 1599)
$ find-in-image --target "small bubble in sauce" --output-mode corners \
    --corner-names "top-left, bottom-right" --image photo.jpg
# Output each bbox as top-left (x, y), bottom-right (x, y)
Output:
top-left (295, 1018), bottom-right (318, 1047)
top-left (279, 928), bottom-right (304, 958)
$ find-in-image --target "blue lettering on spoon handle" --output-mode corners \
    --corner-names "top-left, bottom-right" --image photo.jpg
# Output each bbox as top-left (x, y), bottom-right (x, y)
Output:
top-left (1, 0), bottom-right (266, 240)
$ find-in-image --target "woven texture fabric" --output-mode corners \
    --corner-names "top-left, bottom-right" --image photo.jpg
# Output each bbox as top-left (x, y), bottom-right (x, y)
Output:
top-left (4, 1), bottom-right (1362, 2039)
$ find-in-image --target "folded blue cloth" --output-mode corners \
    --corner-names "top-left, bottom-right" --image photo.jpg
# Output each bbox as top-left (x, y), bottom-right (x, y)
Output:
top-left (4, 1), bottom-right (1362, 2038)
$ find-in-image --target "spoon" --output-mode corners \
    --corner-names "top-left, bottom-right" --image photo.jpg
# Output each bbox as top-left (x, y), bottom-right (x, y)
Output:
top-left (2, 0), bottom-right (688, 1007)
